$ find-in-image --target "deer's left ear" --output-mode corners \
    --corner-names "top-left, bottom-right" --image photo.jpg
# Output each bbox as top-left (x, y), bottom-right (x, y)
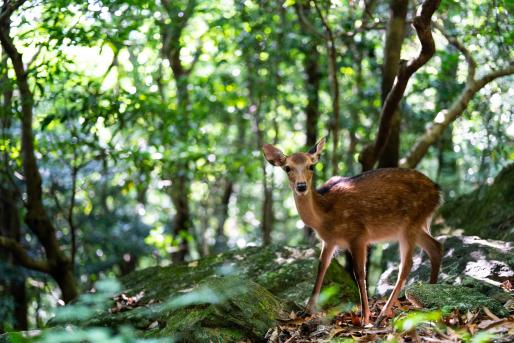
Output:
top-left (308, 137), bottom-right (326, 163)
top-left (262, 144), bottom-right (286, 166)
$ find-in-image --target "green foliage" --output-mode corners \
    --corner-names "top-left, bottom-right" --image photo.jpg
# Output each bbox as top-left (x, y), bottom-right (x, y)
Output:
top-left (394, 310), bottom-right (442, 332)
top-left (6, 280), bottom-right (166, 343)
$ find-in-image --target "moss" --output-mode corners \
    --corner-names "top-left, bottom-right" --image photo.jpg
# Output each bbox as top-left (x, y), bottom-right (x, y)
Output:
top-left (439, 163), bottom-right (514, 241)
top-left (119, 244), bottom-right (357, 307)
top-left (405, 283), bottom-right (508, 317)
top-left (85, 245), bottom-right (358, 342)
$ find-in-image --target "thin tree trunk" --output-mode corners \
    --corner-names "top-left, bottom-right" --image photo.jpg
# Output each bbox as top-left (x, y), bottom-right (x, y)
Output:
top-left (160, 1), bottom-right (198, 262)
top-left (360, 0), bottom-right (441, 171)
top-left (378, 0), bottom-right (408, 168)
top-left (213, 181), bottom-right (233, 253)
top-left (0, 187), bottom-right (28, 331)
top-left (170, 174), bottom-right (191, 262)
top-left (304, 43), bottom-right (321, 151)
top-left (311, 2), bottom-right (341, 175)
top-left (296, 2), bottom-right (321, 242)
top-left (0, 2), bottom-right (78, 302)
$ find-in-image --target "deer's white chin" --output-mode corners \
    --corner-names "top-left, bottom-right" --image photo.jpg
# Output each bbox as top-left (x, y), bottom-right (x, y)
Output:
top-left (294, 190), bottom-right (309, 197)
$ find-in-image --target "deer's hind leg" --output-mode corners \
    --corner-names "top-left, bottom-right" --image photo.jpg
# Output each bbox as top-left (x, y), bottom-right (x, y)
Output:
top-left (375, 233), bottom-right (415, 327)
top-left (417, 230), bottom-right (442, 283)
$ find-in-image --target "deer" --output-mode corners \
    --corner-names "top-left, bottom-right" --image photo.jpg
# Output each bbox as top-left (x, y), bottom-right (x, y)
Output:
top-left (262, 137), bottom-right (443, 327)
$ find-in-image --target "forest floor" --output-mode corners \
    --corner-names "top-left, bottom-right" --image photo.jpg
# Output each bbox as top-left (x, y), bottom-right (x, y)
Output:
top-left (266, 297), bottom-right (514, 343)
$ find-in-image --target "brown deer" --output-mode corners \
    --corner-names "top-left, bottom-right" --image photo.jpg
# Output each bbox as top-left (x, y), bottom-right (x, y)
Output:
top-left (262, 137), bottom-right (442, 327)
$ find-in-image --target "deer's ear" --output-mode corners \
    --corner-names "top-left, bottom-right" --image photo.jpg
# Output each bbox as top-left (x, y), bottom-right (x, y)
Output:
top-left (308, 137), bottom-right (326, 163)
top-left (262, 144), bottom-right (286, 166)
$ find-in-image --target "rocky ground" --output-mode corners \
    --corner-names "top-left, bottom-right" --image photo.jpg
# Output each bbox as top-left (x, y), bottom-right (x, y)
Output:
top-left (64, 232), bottom-right (511, 343)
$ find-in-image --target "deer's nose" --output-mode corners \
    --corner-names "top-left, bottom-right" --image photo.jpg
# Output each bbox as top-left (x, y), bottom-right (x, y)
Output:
top-left (296, 182), bottom-right (307, 192)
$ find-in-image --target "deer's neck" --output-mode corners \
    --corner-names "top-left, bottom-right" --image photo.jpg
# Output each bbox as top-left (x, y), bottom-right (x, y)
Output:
top-left (293, 185), bottom-right (323, 229)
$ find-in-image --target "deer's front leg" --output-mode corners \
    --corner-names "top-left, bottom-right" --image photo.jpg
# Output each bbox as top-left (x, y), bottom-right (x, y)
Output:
top-left (305, 242), bottom-right (337, 313)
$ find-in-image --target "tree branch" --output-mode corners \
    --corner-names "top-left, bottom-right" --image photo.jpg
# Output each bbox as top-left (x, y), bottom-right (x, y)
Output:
top-left (185, 35), bottom-right (204, 76)
top-left (27, 45), bottom-right (43, 69)
top-left (400, 63), bottom-right (514, 168)
top-left (360, 0), bottom-right (441, 171)
top-left (0, 0), bottom-right (25, 23)
top-left (294, 1), bottom-right (325, 40)
top-left (0, 236), bottom-right (50, 273)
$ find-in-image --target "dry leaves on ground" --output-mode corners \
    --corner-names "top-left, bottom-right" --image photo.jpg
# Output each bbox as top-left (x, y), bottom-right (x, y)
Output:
top-left (266, 299), bottom-right (514, 343)
top-left (110, 291), bottom-right (159, 313)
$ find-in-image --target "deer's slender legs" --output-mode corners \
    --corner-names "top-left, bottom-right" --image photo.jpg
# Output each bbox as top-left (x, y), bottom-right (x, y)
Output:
top-left (375, 237), bottom-right (414, 327)
top-left (306, 242), bottom-right (337, 313)
top-left (349, 241), bottom-right (370, 326)
top-left (417, 231), bottom-right (442, 283)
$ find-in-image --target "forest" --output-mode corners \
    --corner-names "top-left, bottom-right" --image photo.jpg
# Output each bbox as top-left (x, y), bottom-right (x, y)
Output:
top-left (0, 0), bottom-right (513, 342)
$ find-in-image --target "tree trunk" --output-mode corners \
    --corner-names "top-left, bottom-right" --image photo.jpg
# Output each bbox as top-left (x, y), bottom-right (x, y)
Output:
top-left (0, 187), bottom-right (28, 331)
top-left (360, 0), bottom-right (441, 171)
top-left (10, 279), bottom-right (28, 330)
top-left (435, 51), bottom-right (459, 180)
top-left (160, 3), bottom-right (197, 262)
top-left (170, 174), bottom-right (191, 262)
top-left (213, 181), bottom-right (233, 253)
top-left (377, 0), bottom-right (408, 168)
top-left (119, 253), bottom-right (138, 276)
top-left (304, 45), bottom-right (321, 151)
top-left (0, 4), bottom-right (78, 302)
top-left (262, 187), bottom-right (273, 245)
top-left (300, 17), bottom-right (321, 242)
top-left (51, 267), bottom-right (78, 303)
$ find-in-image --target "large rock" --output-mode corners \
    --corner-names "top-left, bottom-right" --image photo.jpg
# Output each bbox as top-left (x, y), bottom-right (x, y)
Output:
top-left (405, 283), bottom-right (508, 317)
top-left (438, 163), bottom-right (514, 241)
top-left (376, 235), bottom-right (513, 312)
top-left (86, 275), bottom-right (285, 342)
top-left (84, 245), bottom-right (358, 342)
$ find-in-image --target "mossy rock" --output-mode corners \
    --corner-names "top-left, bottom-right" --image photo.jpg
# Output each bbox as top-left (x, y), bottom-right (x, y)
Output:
top-left (377, 235), bottom-right (513, 300)
top-left (85, 245), bottom-right (358, 342)
top-left (405, 283), bottom-right (509, 317)
top-left (117, 244), bottom-right (358, 308)
top-left (438, 163), bottom-right (514, 241)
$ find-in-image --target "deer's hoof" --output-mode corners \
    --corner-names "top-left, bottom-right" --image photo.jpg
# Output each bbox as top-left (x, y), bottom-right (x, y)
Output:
top-left (361, 317), bottom-right (371, 328)
top-left (374, 315), bottom-right (386, 328)
top-left (298, 302), bottom-right (317, 318)
top-left (374, 309), bottom-right (394, 327)
top-left (297, 308), bottom-right (313, 318)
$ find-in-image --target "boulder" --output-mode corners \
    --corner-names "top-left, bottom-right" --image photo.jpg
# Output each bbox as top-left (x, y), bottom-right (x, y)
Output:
top-left (376, 235), bottom-right (513, 313)
top-left (83, 245), bottom-right (358, 342)
top-left (405, 283), bottom-right (508, 317)
top-left (438, 163), bottom-right (514, 241)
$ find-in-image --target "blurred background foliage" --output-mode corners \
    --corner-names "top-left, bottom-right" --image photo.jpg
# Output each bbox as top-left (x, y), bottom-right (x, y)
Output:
top-left (0, 0), bottom-right (512, 333)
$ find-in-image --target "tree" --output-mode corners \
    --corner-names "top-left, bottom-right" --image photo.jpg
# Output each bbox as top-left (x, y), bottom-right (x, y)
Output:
top-left (377, 0), bottom-right (408, 168)
top-left (159, 0), bottom-right (200, 262)
top-left (360, 0), bottom-right (441, 171)
top-left (400, 25), bottom-right (514, 168)
top-left (0, 0), bottom-right (78, 303)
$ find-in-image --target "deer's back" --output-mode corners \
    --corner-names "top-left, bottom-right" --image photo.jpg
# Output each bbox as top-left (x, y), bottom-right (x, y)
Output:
top-left (316, 168), bottom-right (441, 242)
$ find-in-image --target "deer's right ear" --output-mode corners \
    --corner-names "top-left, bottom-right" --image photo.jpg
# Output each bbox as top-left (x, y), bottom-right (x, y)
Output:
top-left (262, 144), bottom-right (286, 167)
top-left (308, 137), bottom-right (326, 163)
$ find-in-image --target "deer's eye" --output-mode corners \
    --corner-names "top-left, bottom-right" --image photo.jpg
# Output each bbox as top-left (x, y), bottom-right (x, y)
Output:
top-left (309, 165), bottom-right (315, 171)
top-left (284, 166), bottom-right (291, 172)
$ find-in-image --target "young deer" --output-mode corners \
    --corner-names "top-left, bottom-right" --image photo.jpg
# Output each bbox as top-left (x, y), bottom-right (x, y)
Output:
top-left (262, 137), bottom-right (442, 327)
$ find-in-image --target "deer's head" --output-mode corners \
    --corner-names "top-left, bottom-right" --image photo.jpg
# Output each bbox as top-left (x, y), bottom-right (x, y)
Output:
top-left (262, 137), bottom-right (326, 196)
